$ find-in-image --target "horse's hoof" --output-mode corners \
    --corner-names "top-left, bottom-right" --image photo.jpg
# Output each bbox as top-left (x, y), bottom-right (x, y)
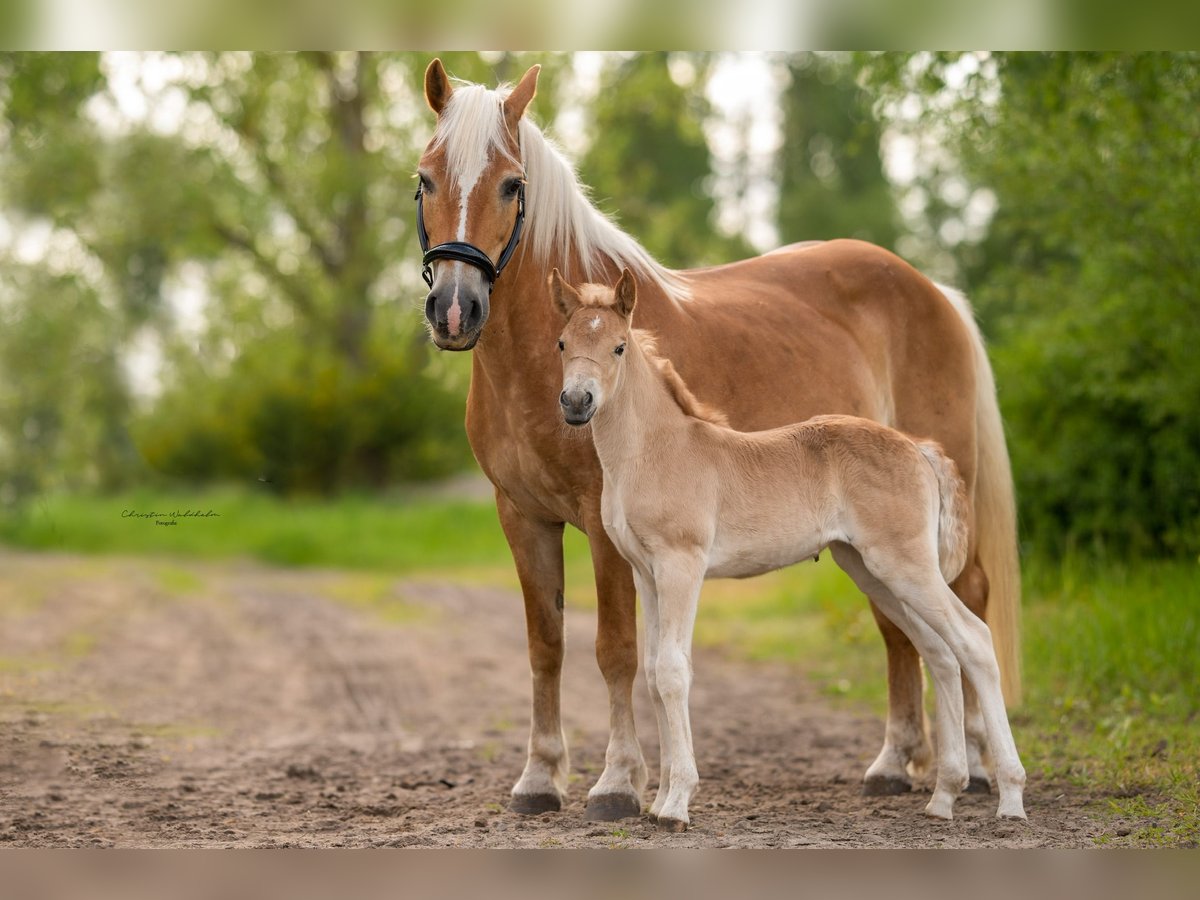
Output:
top-left (510, 792), bottom-right (562, 815)
top-left (656, 816), bottom-right (688, 833)
top-left (965, 776), bottom-right (992, 794)
top-left (584, 791), bottom-right (642, 822)
top-left (862, 775), bottom-right (911, 796)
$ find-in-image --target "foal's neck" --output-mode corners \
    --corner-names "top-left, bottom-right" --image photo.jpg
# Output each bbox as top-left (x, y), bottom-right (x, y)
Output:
top-left (590, 337), bottom-right (691, 469)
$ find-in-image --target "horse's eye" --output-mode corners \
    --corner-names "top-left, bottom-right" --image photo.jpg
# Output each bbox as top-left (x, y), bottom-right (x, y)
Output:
top-left (557, 340), bottom-right (565, 352)
top-left (504, 178), bottom-right (523, 197)
top-left (614, 344), bottom-right (625, 356)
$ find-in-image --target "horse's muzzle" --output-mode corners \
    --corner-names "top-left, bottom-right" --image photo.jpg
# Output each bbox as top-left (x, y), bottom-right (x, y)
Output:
top-left (425, 289), bottom-right (487, 351)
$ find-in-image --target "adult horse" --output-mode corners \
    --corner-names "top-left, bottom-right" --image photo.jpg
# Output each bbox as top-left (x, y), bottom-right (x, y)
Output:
top-left (414, 59), bottom-right (1020, 821)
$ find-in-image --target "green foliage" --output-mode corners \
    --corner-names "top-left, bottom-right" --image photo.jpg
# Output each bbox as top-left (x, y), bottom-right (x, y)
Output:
top-left (0, 266), bottom-right (137, 502)
top-left (776, 53), bottom-right (899, 248)
top-left (864, 52), bottom-right (1200, 555)
top-left (579, 52), bottom-right (752, 267)
top-left (135, 326), bottom-right (471, 494)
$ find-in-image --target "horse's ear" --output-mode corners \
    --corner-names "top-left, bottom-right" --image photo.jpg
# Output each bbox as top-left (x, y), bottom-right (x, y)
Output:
top-left (503, 65), bottom-right (541, 136)
top-left (549, 268), bottom-right (581, 319)
top-left (425, 58), bottom-right (453, 115)
top-left (614, 268), bottom-right (637, 319)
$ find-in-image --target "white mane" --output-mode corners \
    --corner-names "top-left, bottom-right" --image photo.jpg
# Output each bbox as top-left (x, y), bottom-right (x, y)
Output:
top-left (431, 80), bottom-right (691, 302)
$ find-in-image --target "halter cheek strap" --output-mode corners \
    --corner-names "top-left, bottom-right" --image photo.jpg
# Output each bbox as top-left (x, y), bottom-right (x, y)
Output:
top-left (416, 181), bottom-right (526, 292)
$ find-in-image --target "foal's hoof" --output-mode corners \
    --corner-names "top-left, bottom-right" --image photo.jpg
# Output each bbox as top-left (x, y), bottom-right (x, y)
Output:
top-left (584, 791), bottom-right (642, 822)
top-left (656, 816), bottom-right (688, 833)
top-left (965, 775), bottom-right (993, 794)
top-left (862, 775), bottom-right (911, 796)
top-left (510, 792), bottom-right (562, 815)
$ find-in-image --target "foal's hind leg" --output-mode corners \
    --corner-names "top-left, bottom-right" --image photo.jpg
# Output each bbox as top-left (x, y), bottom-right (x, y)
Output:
top-left (832, 544), bottom-right (968, 819)
top-left (887, 574), bottom-right (1027, 820)
top-left (951, 560), bottom-right (994, 792)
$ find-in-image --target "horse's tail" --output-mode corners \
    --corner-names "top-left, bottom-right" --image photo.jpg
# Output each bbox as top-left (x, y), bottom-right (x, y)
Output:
top-left (937, 283), bottom-right (1022, 707)
top-left (916, 440), bottom-right (971, 587)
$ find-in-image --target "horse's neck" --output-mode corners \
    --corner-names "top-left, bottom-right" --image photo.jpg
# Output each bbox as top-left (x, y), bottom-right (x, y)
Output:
top-left (590, 340), bottom-right (689, 473)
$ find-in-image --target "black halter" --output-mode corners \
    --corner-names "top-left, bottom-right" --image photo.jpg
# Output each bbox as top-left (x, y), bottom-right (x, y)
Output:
top-left (415, 180), bottom-right (526, 292)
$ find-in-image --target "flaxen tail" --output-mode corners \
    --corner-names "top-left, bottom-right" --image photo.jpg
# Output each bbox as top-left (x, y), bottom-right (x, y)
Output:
top-left (917, 441), bottom-right (971, 586)
top-left (937, 283), bottom-right (1022, 707)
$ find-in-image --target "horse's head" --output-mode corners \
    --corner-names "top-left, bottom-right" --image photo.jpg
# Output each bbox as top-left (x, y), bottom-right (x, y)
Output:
top-left (550, 267), bottom-right (637, 427)
top-left (417, 59), bottom-right (539, 351)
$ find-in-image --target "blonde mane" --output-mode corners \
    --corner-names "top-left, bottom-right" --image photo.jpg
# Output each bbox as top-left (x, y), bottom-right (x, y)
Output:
top-left (432, 79), bottom-right (691, 303)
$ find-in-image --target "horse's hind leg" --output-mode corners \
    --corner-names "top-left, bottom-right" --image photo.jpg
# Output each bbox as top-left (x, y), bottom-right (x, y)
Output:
top-left (862, 605), bottom-right (932, 794)
top-left (583, 527), bottom-right (648, 821)
top-left (496, 495), bottom-right (570, 814)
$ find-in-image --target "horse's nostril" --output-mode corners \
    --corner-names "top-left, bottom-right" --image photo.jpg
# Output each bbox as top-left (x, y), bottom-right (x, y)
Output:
top-left (560, 391), bottom-right (569, 407)
top-left (584, 392), bottom-right (594, 406)
top-left (425, 294), bottom-right (437, 319)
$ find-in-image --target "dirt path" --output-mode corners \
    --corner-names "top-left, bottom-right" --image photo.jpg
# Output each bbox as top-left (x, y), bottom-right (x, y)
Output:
top-left (0, 551), bottom-right (1116, 848)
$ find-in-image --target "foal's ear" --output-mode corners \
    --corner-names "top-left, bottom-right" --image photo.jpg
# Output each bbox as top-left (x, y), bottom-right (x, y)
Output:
top-left (613, 268), bottom-right (637, 319)
top-left (503, 65), bottom-right (541, 136)
top-left (548, 268), bottom-right (582, 319)
top-left (425, 59), bottom-right (453, 115)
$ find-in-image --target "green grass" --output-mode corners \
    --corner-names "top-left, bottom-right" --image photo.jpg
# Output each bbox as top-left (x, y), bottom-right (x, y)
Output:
top-left (2, 489), bottom-right (1197, 844)
top-left (0, 487), bottom-right (596, 596)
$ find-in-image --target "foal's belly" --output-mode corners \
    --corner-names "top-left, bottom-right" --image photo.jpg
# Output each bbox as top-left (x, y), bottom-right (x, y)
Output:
top-left (704, 527), bottom-right (831, 580)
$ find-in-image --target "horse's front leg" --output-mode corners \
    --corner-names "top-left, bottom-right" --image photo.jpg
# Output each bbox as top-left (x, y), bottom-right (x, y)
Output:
top-left (582, 526), bottom-right (648, 821)
top-left (496, 494), bottom-right (570, 814)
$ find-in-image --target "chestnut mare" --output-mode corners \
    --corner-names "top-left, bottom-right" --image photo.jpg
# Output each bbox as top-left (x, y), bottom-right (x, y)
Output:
top-left (551, 268), bottom-right (1026, 830)
top-left (415, 59), bottom-right (1020, 821)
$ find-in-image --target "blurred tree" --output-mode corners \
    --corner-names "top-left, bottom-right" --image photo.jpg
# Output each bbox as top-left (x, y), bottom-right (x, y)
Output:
top-left (0, 51), bottom-right (562, 496)
top-left (776, 53), bottom-right (899, 249)
top-left (865, 52), bottom-right (1200, 555)
top-left (578, 52), bottom-right (752, 267)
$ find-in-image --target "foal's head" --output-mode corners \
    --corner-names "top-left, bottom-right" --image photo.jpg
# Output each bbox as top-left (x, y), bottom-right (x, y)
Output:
top-left (550, 268), bottom-right (637, 427)
top-left (417, 59), bottom-right (540, 350)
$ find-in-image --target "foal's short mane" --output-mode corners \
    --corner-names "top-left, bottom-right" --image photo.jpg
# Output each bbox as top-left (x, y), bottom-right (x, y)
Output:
top-left (632, 329), bottom-right (729, 426)
top-left (432, 80), bottom-right (691, 303)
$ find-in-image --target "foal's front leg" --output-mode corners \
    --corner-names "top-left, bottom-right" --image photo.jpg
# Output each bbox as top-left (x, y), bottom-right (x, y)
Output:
top-left (650, 552), bottom-right (706, 832)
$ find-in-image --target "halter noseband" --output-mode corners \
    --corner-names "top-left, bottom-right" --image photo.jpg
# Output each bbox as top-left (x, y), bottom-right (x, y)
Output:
top-left (415, 180), bottom-right (526, 292)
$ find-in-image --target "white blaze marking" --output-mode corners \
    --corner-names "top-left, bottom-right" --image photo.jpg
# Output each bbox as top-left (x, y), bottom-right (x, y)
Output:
top-left (589, 316), bottom-right (601, 331)
top-left (445, 145), bottom-right (488, 335)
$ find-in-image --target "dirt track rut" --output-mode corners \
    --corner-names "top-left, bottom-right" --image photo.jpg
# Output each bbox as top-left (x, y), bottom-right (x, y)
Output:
top-left (0, 552), bottom-right (1117, 847)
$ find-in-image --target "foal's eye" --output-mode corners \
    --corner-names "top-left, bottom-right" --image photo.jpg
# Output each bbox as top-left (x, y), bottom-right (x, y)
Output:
top-left (557, 339), bottom-right (565, 352)
top-left (614, 344), bottom-right (625, 356)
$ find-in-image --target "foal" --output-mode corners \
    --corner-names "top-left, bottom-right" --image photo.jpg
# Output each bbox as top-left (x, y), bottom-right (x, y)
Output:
top-left (551, 268), bottom-right (1027, 832)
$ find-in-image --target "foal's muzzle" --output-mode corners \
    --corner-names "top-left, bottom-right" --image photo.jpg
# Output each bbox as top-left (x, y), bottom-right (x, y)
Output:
top-left (560, 388), bottom-right (595, 426)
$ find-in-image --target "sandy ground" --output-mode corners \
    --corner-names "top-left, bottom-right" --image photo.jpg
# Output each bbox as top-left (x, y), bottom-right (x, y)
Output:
top-left (0, 551), bottom-right (1129, 848)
